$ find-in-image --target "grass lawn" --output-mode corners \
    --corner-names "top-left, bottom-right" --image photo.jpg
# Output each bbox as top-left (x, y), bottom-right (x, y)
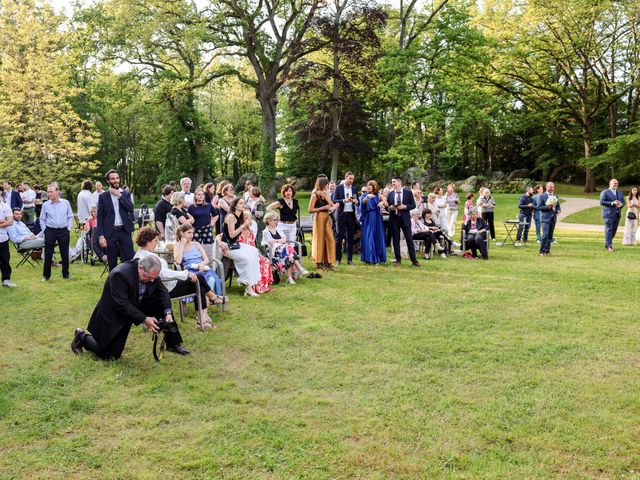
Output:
top-left (2, 203), bottom-right (640, 479)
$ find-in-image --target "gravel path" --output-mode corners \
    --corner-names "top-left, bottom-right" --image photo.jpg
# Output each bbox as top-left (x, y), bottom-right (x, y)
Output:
top-left (556, 197), bottom-right (602, 232)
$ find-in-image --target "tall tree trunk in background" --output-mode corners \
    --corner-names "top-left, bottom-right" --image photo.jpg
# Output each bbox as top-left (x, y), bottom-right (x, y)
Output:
top-left (582, 132), bottom-right (596, 193)
top-left (257, 91), bottom-right (278, 196)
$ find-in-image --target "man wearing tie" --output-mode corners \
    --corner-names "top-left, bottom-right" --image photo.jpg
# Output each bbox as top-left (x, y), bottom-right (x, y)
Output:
top-left (386, 176), bottom-right (420, 267)
top-left (333, 171), bottom-right (359, 265)
top-left (600, 178), bottom-right (624, 252)
top-left (40, 183), bottom-right (73, 281)
top-left (97, 169), bottom-right (135, 271)
top-left (537, 181), bottom-right (561, 256)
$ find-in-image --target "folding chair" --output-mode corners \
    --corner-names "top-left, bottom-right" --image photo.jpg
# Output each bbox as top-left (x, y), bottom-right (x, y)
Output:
top-left (12, 241), bottom-right (41, 268)
top-left (461, 230), bottom-right (490, 258)
top-left (171, 265), bottom-right (205, 331)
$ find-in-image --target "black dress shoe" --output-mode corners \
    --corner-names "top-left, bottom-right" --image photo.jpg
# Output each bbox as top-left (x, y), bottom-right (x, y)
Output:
top-left (167, 344), bottom-right (191, 355)
top-left (412, 261), bottom-right (421, 267)
top-left (347, 260), bottom-right (354, 265)
top-left (71, 328), bottom-right (84, 355)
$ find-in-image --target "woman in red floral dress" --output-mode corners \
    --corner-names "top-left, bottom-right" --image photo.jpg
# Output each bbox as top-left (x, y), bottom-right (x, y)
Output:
top-left (239, 210), bottom-right (273, 294)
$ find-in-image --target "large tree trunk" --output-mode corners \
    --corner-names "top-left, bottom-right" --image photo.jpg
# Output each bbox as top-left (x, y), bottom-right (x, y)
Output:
top-left (582, 135), bottom-right (596, 193)
top-left (258, 91), bottom-right (278, 198)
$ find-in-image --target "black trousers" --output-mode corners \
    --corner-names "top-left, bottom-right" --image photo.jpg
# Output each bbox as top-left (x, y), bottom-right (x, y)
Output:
top-left (80, 299), bottom-right (183, 360)
top-left (412, 231), bottom-right (437, 252)
top-left (390, 218), bottom-right (417, 262)
top-left (482, 211), bottom-right (495, 239)
top-left (43, 227), bottom-right (69, 278)
top-left (0, 240), bottom-right (11, 281)
top-left (105, 228), bottom-right (135, 271)
top-left (169, 277), bottom-right (211, 311)
top-left (336, 211), bottom-right (357, 262)
top-left (467, 233), bottom-right (488, 259)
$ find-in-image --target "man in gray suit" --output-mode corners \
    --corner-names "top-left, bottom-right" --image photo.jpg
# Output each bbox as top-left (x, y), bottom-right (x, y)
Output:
top-left (599, 178), bottom-right (624, 252)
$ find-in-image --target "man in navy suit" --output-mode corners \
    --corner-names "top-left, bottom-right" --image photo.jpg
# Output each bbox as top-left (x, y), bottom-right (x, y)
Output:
top-left (386, 176), bottom-right (420, 267)
top-left (537, 181), bottom-right (561, 256)
top-left (97, 169), bottom-right (135, 271)
top-left (3, 181), bottom-right (23, 210)
top-left (600, 178), bottom-right (624, 252)
top-left (333, 171), bottom-right (359, 265)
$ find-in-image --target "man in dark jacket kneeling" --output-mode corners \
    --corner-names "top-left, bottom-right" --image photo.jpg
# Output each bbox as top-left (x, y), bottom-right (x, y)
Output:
top-left (71, 256), bottom-right (190, 359)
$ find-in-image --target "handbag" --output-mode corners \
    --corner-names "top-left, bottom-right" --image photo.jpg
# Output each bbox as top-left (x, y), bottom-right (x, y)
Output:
top-left (627, 211), bottom-right (637, 220)
top-left (227, 241), bottom-right (241, 250)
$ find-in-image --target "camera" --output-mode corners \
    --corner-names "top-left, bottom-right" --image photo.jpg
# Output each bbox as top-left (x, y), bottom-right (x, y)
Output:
top-left (156, 318), bottom-right (177, 333)
top-left (153, 317), bottom-right (177, 362)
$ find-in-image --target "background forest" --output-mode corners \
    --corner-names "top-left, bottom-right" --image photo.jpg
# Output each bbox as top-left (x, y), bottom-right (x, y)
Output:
top-left (1, 0), bottom-right (639, 197)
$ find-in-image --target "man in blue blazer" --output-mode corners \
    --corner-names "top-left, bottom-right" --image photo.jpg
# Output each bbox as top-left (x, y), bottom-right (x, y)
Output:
top-left (333, 171), bottom-right (359, 265)
top-left (537, 181), bottom-right (561, 256)
top-left (97, 169), bottom-right (135, 271)
top-left (2, 181), bottom-right (23, 210)
top-left (386, 176), bottom-right (420, 266)
top-left (600, 178), bottom-right (624, 252)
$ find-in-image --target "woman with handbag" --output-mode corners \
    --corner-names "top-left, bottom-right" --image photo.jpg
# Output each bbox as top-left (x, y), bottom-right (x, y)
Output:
top-left (622, 187), bottom-right (639, 246)
top-left (220, 197), bottom-right (262, 297)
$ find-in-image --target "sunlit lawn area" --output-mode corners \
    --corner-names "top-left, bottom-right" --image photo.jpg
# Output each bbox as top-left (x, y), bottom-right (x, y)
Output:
top-left (2, 199), bottom-right (639, 479)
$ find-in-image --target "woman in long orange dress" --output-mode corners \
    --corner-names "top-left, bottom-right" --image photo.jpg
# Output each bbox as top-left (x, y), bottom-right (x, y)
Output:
top-left (309, 176), bottom-right (337, 271)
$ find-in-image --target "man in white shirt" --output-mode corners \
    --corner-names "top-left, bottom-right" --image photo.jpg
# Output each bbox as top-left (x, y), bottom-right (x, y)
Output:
top-left (180, 177), bottom-right (194, 208)
top-left (77, 180), bottom-right (94, 224)
top-left (92, 181), bottom-right (104, 208)
top-left (333, 171), bottom-right (360, 265)
top-left (20, 182), bottom-right (36, 222)
top-left (0, 190), bottom-right (15, 287)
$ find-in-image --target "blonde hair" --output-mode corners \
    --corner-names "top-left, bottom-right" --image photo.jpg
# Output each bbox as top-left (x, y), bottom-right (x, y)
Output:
top-left (264, 211), bottom-right (280, 223)
top-left (171, 191), bottom-right (185, 206)
top-left (193, 187), bottom-right (206, 205)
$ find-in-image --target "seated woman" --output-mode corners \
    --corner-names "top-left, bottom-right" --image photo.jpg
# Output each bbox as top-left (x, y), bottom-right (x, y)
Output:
top-left (218, 197), bottom-right (262, 297)
top-left (410, 209), bottom-right (445, 260)
top-left (421, 209), bottom-right (452, 257)
top-left (135, 227), bottom-right (225, 331)
top-left (262, 211), bottom-right (308, 284)
top-left (461, 209), bottom-right (488, 260)
top-left (239, 210), bottom-right (273, 294)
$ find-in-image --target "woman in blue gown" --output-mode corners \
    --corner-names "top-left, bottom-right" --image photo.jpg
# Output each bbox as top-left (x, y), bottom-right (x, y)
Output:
top-left (359, 180), bottom-right (387, 264)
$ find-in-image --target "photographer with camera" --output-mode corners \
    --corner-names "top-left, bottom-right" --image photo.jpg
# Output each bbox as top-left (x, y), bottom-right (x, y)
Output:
top-left (70, 255), bottom-right (191, 359)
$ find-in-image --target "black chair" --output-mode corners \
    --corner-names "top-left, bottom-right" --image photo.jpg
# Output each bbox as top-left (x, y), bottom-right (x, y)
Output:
top-left (461, 230), bottom-right (490, 259)
top-left (12, 240), bottom-right (41, 268)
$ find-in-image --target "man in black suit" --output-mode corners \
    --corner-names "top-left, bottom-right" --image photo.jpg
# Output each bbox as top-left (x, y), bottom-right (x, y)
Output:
top-left (97, 169), bottom-right (135, 271)
top-left (333, 171), bottom-right (359, 265)
top-left (70, 256), bottom-right (190, 359)
top-left (386, 176), bottom-right (420, 267)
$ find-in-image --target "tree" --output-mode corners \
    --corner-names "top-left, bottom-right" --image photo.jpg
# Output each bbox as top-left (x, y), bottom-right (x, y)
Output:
top-left (0, 0), bottom-right (99, 189)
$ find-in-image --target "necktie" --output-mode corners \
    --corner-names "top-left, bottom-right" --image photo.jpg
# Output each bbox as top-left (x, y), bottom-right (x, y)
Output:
top-left (396, 191), bottom-right (401, 206)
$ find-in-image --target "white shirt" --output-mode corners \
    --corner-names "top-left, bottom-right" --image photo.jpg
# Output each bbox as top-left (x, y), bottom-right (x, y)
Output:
top-left (92, 190), bottom-right (103, 208)
top-left (343, 185), bottom-right (354, 212)
top-left (0, 201), bottom-right (11, 243)
top-left (111, 192), bottom-right (123, 226)
top-left (21, 189), bottom-right (36, 207)
top-left (77, 189), bottom-right (94, 223)
top-left (183, 191), bottom-right (194, 208)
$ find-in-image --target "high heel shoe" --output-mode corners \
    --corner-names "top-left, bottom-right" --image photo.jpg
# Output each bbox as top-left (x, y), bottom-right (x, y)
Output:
top-left (244, 286), bottom-right (259, 297)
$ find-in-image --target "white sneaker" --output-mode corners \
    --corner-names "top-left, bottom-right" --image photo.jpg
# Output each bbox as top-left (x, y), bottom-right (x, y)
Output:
top-left (514, 242), bottom-right (522, 247)
top-left (2, 280), bottom-right (16, 288)
top-left (287, 277), bottom-right (296, 284)
top-left (452, 241), bottom-right (461, 248)
top-left (440, 253), bottom-right (447, 258)
top-left (299, 268), bottom-right (309, 275)
top-left (552, 239), bottom-right (558, 244)
top-left (536, 240), bottom-right (541, 244)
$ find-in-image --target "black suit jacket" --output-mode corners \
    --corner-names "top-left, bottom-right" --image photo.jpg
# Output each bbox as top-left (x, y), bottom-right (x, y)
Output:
top-left (96, 189), bottom-right (135, 237)
top-left (386, 188), bottom-right (415, 227)
top-left (87, 260), bottom-right (170, 356)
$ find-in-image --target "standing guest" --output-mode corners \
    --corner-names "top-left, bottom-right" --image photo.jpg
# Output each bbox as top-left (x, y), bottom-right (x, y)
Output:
top-left (154, 185), bottom-right (175, 239)
top-left (170, 191), bottom-right (195, 226)
top-left (188, 187), bottom-right (217, 248)
top-left (309, 176), bottom-right (337, 271)
top-left (33, 184), bottom-right (45, 218)
top-left (97, 169), bottom-right (135, 271)
top-left (40, 183), bottom-right (73, 281)
top-left (76, 180), bottom-right (94, 225)
top-left (267, 184), bottom-right (299, 243)
top-left (217, 183), bottom-right (235, 233)
top-left (135, 228), bottom-right (223, 330)
top-left (532, 184), bottom-right (544, 243)
top-left (122, 185), bottom-right (134, 205)
top-left (92, 181), bottom-right (105, 208)
top-left (180, 177), bottom-right (194, 208)
top-left (433, 187), bottom-right (448, 229)
top-left (445, 184), bottom-right (459, 237)
top-left (477, 188), bottom-right (496, 241)
top-left (386, 176), bottom-right (420, 267)
top-left (461, 210), bottom-right (488, 260)
top-left (242, 180), bottom-right (254, 202)
top-left (463, 193), bottom-right (475, 224)
top-left (240, 210), bottom-right (273, 294)
top-left (262, 211), bottom-right (308, 283)
top-left (359, 180), bottom-right (387, 265)
top-left (425, 193), bottom-right (438, 225)
top-left (329, 181), bottom-right (337, 201)
top-left (600, 178), bottom-right (625, 252)
top-left (515, 186), bottom-right (535, 247)
top-left (204, 182), bottom-right (217, 204)
top-left (622, 187), bottom-right (639, 246)
top-left (20, 182), bottom-right (36, 223)
top-left (333, 171), bottom-right (360, 265)
top-left (476, 187), bottom-right (485, 217)
top-left (3, 181), bottom-right (23, 210)
top-left (247, 187), bottom-right (266, 252)
top-left (411, 209), bottom-right (445, 260)
top-left (0, 190), bottom-right (15, 287)
top-left (537, 181), bottom-right (560, 256)
top-left (70, 256), bottom-right (191, 359)
top-left (219, 197), bottom-right (261, 296)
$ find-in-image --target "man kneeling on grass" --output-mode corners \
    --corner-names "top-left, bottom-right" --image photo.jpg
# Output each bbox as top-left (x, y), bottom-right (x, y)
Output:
top-left (71, 255), bottom-right (191, 359)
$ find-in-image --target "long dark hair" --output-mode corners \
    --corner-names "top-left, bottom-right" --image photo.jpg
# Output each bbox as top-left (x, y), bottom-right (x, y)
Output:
top-left (629, 187), bottom-right (639, 201)
top-left (313, 176), bottom-right (329, 193)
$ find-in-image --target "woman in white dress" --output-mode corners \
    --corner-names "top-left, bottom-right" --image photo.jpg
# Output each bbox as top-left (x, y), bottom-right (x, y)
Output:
top-left (622, 187), bottom-right (639, 246)
top-left (433, 187), bottom-right (448, 229)
top-left (445, 183), bottom-right (459, 237)
top-left (218, 197), bottom-right (262, 296)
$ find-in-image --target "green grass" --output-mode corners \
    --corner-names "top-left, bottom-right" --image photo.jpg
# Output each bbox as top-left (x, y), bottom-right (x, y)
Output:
top-left (3, 205), bottom-right (640, 479)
